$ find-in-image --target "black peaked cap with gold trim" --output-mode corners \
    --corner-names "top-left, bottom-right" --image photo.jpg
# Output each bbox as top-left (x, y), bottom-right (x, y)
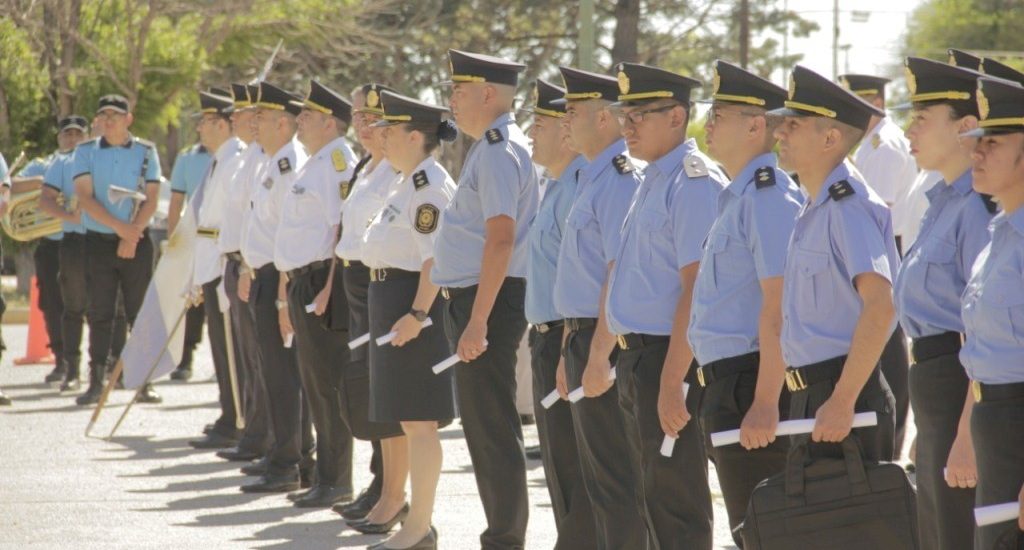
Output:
top-left (949, 48), bottom-right (983, 70)
top-left (523, 79), bottom-right (567, 118)
top-left (356, 83), bottom-right (398, 116)
top-left (257, 81), bottom-right (302, 116)
top-left (768, 65), bottom-right (883, 130)
top-left (197, 91), bottom-right (233, 116)
top-left (230, 83), bottom-right (254, 110)
top-left (372, 91), bottom-right (449, 128)
top-left (981, 58), bottom-right (1024, 86)
top-left (904, 57), bottom-right (982, 117)
top-left (705, 60), bottom-right (787, 110)
top-left (553, 66), bottom-right (618, 104)
top-left (961, 77), bottom-right (1024, 137)
top-left (610, 62), bottom-right (702, 107)
top-left (444, 49), bottom-right (525, 87)
top-left (837, 73), bottom-right (891, 98)
top-left (291, 80), bottom-right (353, 124)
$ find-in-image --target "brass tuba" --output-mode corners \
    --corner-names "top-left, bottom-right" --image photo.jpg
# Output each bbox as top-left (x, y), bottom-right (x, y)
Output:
top-left (0, 189), bottom-right (71, 241)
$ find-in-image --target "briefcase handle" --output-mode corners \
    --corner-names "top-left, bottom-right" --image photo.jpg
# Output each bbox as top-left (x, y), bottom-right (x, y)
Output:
top-left (785, 435), bottom-right (871, 501)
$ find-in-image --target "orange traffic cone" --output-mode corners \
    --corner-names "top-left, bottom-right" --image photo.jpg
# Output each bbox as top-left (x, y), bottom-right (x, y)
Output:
top-left (14, 276), bottom-right (55, 365)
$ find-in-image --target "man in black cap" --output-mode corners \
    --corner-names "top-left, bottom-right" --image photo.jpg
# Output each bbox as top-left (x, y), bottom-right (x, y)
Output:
top-left (430, 49), bottom-right (538, 549)
top-left (603, 62), bottom-right (725, 550)
top-left (769, 65), bottom-right (899, 462)
top-left (72, 94), bottom-right (163, 405)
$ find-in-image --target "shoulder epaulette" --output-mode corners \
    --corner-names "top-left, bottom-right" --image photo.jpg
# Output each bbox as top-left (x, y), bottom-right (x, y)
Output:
top-left (413, 170), bottom-right (430, 190)
top-left (331, 149), bottom-right (348, 172)
top-left (612, 154), bottom-right (634, 175)
top-left (828, 180), bottom-right (855, 201)
top-left (134, 137), bottom-right (155, 149)
top-left (684, 153), bottom-right (708, 178)
top-left (754, 167), bottom-right (776, 189)
top-left (485, 128), bottom-right (504, 144)
top-left (278, 157), bottom-right (292, 174)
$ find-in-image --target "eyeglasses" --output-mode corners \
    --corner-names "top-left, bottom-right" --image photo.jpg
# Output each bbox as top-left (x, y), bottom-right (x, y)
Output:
top-left (614, 103), bottom-right (678, 126)
top-left (704, 106), bottom-right (764, 126)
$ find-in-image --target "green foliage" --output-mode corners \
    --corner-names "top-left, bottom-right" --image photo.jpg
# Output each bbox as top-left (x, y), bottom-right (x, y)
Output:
top-left (905, 0), bottom-right (1024, 59)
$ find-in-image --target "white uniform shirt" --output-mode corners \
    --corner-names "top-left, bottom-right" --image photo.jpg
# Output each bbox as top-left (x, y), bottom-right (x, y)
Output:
top-left (193, 136), bottom-right (244, 286)
top-left (852, 116), bottom-right (919, 236)
top-left (218, 142), bottom-right (259, 254)
top-left (361, 156), bottom-right (455, 271)
top-left (898, 170), bottom-right (943, 249)
top-left (241, 138), bottom-right (307, 269)
top-left (273, 136), bottom-right (356, 272)
top-left (335, 158), bottom-right (401, 261)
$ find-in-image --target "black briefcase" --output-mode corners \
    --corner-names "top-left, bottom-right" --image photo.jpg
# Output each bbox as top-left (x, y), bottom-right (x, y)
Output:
top-left (740, 436), bottom-right (918, 550)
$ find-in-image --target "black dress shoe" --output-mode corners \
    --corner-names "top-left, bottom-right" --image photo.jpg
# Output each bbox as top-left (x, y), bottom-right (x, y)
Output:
top-left (137, 384), bottom-right (162, 404)
top-left (216, 446), bottom-right (262, 462)
top-left (188, 432), bottom-right (239, 449)
top-left (287, 487), bottom-right (313, 502)
top-left (240, 457), bottom-right (269, 476)
top-left (349, 503), bottom-right (409, 534)
top-left (59, 378), bottom-right (81, 392)
top-left (367, 525), bottom-right (437, 550)
top-left (241, 473), bottom-right (300, 493)
top-left (525, 444), bottom-right (542, 460)
top-left (203, 423), bottom-right (215, 435)
top-left (293, 485), bottom-right (353, 508)
top-left (333, 488), bottom-right (380, 520)
top-left (44, 364), bottom-right (67, 384)
top-left (0, 390), bottom-right (11, 406)
top-left (169, 366), bottom-right (192, 381)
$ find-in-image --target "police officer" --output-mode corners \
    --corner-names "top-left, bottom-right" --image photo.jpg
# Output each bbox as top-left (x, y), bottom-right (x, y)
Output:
top-left (768, 66), bottom-right (899, 461)
top-left (332, 83), bottom-right (402, 521)
top-left (38, 116), bottom-right (89, 391)
top-left (521, 78), bottom-right (596, 549)
top-left (72, 94), bottom-right (162, 405)
top-left (689, 60), bottom-right (802, 546)
top-left (271, 80), bottom-right (359, 507)
top-left (167, 113), bottom-right (214, 381)
top-left (553, 66), bottom-right (648, 549)
top-left (604, 62), bottom-right (723, 550)
top-left (431, 49), bottom-right (537, 549)
top-left (351, 90), bottom-right (456, 549)
top-left (958, 76), bottom-right (1024, 550)
top-left (0, 154), bottom-right (10, 406)
top-left (896, 56), bottom-right (994, 550)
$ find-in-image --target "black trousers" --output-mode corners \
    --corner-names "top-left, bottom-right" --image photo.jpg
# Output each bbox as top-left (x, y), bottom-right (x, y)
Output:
top-left (695, 352), bottom-right (789, 548)
top-left (59, 234), bottom-right (125, 373)
top-left (787, 356), bottom-right (896, 462)
top-left (908, 352), bottom-right (975, 550)
top-left (287, 264), bottom-right (354, 489)
top-left (239, 262), bottom-right (304, 463)
top-left (84, 231), bottom-right (153, 366)
top-left (201, 277), bottom-right (239, 437)
top-left (343, 262), bottom-right (384, 495)
top-left (224, 260), bottom-right (270, 450)
top-left (34, 238), bottom-right (63, 363)
top-left (880, 326), bottom-right (910, 458)
top-left (442, 278), bottom-right (529, 550)
top-left (972, 393), bottom-right (1024, 550)
top-left (182, 302), bottom-right (205, 352)
top-left (564, 323), bottom-right (647, 549)
top-left (615, 340), bottom-right (712, 550)
top-left (529, 324), bottom-right (598, 550)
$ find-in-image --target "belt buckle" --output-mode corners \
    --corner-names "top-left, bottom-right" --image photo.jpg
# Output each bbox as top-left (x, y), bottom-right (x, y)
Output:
top-left (972, 380), bottom-right (982, 403)
top-left (616, 335), bottom-right (629, 350)
top-left (785, 369), bottom-right (807, 392)
top-left (696, 367), bottom-right (706, 387)
top-left (536, 323), bottom-right (549, 334)
top-left (441, 288), bottom-right (450, 300)
top-left (342, 259), bottom-right (350, 267)
top-left (378, 268), bottom-right (387, 282)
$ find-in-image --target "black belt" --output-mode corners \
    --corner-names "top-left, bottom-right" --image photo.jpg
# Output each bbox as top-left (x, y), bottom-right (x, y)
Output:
top-left (225, 251), bottom-right (243, 263)
top-left (565, 317), bottom-right (596, 332)
top-left (286, 259), bottom-right (330, 280)
top-left (784, 355), bottom-right (847, 392)
top-left (615, 333), bottom-right (670, 351)
top-left (912, 331), bottom-right (963, 364)
top-left (533, 320), bottom-right (564, 334)
top-left (369, 267), bottom-right (418, 282)
top-left (63, 232), bottom-right (85, 241)
top-left (695, 351), bottom-right (760, 387)
top-left (971, 380), bottom-right (1024, 403)
top-left (85, 230), bottom-right (121, 242)
top-left (440, 277), bottom-right (525, 300)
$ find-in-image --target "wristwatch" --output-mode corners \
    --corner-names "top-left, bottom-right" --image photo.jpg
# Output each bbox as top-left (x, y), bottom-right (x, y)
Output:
top-left (275, 299), bottom-right (288, 311)
top-left (410, 308), bottom-right (428, 322)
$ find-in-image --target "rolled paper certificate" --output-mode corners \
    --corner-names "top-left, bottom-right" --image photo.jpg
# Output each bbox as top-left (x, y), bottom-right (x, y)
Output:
top-left (431, 355), bottom-right (461, 374)
top-left (567, 368), bottom-right (619, 403)
top-left (975, 502), bottom-right (1020, 526)
top-left (375, 318), bottom-right (434, 346)
top-left (710, 411), bottom-right (879, 448)
top-left (540, 389), bottom-right (561, 409)
top-left (284, 333), bottom-right (294, 348)
top-left (659, 383), bottom-right (691, 458)
top-left (348, 333), bottom-right (371, 350)
top-left (305, 302), bottom-right (317, 313)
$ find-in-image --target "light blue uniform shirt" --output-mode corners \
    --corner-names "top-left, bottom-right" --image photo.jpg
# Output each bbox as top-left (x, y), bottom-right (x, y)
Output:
top-left (431, 113), bottom-right (539, 287)
top-left (781, 161), bottom-right (900, 368)
top-left (169, 144), bottom-right (212, 199)
top-left (0, 153), bottom-right (8, 185)
top-left (688, 153), bottom-right (803, 365)
top-left (42, 151), bottom-right (84, 236)
top-left (19, 155), bottom-right (62, 240)
top-left (525, 155), bottom-right (586, 324)
top-left (894, 170), bottom-right (994, 339)
top-left (71, 136), bottom-right (162, 234)
top-left (606, 138), bottom-right (727, 336)
top-left (554, 140), bottom-right (640, 319)
top-left (960, 208), bottom-right (1024, 384)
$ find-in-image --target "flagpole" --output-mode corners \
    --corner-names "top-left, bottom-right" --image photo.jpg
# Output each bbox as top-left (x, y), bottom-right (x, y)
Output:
top-left (222, 304), bottom-right (245, 430)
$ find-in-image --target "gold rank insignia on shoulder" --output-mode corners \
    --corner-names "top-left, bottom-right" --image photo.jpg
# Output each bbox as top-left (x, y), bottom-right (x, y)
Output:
top-left (415, 203), bottom-right (439, 234)
top-left (754, 167), bottom-right (776, 189)
top-left (612, 154), bottom-right (633, 175)
top-left (278, 157), bottom-right (292, 174)
top-left (828, 179), bottom-right (855, 201)
top-left (331, 149), bottom-right (347, 172)
top-left (684, 153), bottom-right (709, 178)
top-left (871, 133), bottom-right (881, 149)
top-left (485, 128), bottom-right (503, 144)
top-left (413, 170), bottom-right (429, 190)
top-left (340, 180), bottom-right (350, 200)
top-left (262, 178), bottom-right (273, 189)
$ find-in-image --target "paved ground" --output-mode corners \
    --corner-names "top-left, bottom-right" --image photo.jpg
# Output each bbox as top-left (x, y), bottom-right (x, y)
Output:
top-left (0, 323), bottom-right (751, 549)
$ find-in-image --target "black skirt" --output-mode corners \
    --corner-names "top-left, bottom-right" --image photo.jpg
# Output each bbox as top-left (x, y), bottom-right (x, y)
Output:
top-left (368, 272), bottom-right (456, 422)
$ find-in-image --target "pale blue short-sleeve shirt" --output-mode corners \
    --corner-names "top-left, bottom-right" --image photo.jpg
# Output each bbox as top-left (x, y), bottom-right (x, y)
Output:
top-left (72, 136), bottom-right (162, 234)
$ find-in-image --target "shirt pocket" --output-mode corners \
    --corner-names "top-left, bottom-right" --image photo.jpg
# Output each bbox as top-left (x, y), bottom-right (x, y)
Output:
top-left (536, 208), bottom-right (561, 241)
top-left (636, 209), bottom-right (671, 267)
top-left (708, 232), bottom-right (749, 290)
top-left (792, 248), bottom-right (835, 318)
top-left (922, 238), bottom-right (957, 292)
top-left (978, 278), bottom-right (1024, 345)
top-left (566, 207), bottom-right (595, 256)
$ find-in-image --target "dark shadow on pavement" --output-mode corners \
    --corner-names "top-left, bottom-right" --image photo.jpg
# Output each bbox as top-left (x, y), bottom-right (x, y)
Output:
top-left (248, 520), bottom-right (383, 549)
